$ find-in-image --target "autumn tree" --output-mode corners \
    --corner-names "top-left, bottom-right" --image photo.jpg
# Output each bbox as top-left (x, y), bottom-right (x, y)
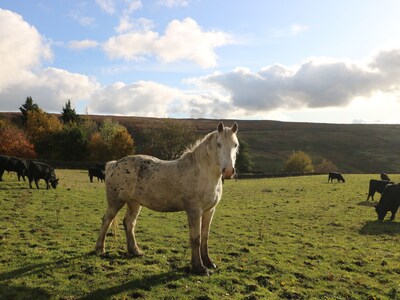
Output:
top-left (283, 150), bottom-right (314, 173)
top-left (61, 100), bottom-right (80, 124)
top-left (315, 159), bottom-right (339, 173)
top-left (0, 119), bottom-right (37, 158)
top-left (142, 119), bottom-right (198, 160)
top-left (25, 109), bottom-right (63, 157)
top-left (20, 96), bottom-right (39, 124)
top-left (87, 119), bottom-right (134, 161)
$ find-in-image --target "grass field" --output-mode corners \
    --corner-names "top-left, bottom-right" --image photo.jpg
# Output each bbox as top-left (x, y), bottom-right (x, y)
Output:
top-left (1, 170), bottom-right (400, 299)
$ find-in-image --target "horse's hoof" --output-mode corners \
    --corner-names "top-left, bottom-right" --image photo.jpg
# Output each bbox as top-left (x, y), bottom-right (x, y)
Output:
top-left (95, 247), bottom-right (105, 256)
top-left (192, 266), bottom-right (210, 276)
top-left (202, 257), bottom-right (217, 269)
top-left (128, 250), bottom-right (144, 257)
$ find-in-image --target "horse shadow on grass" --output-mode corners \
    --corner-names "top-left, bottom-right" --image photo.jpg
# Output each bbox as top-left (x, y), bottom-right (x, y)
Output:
top-left (0, 251), bottom-right (189, 299)
top-left (81, 268), bottom-right (189, 300)
top-left (359, 220), bottom-right (400, 235)
top-left (0, 254), bottom-right (93, 299)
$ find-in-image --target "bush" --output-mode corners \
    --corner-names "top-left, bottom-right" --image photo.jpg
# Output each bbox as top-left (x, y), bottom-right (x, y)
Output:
top-left (283, 151), bottom-right (314, 173)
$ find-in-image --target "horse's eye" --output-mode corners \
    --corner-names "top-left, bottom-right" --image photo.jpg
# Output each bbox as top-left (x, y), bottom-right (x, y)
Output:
top-left (217, 143), bottom-right (221, 148)
top-left (234, 143), bottom-right (238, 148)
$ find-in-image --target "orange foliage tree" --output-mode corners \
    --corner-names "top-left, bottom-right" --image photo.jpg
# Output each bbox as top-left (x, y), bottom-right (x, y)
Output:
top-left (87, 119), bottom-right (134, 162)
top-left (0, 119), bottom-right (37, 158)
top-left (25, 109), bottom-right (63, 145)
top-left (25, 109), bottom-right (62, 158)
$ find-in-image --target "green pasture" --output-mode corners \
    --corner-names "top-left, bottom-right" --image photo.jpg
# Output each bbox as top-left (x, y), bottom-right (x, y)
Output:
top-left (0, 171), bottom-right (399, 299)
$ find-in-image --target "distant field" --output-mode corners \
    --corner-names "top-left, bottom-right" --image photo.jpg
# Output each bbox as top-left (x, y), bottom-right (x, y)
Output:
top-left (1, 170), bottom-right (400, 299)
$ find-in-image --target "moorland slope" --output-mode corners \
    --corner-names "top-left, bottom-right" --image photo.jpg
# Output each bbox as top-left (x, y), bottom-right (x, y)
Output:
top-left (2, 112), bottom-right (400, 173)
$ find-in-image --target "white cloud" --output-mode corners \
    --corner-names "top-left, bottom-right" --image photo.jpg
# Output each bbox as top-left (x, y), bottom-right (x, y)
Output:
top-left (0, 68), bottom-right (100, 112)
top-left (0, 9), bottom-right (99, 112)
top-left (291, 24), bottom-right (310, 35)
top-left (157, 0), bottom-right (190, 7)
top-left (96, 0), bottom-right (117, 14)
top-left (193, 48), bottom-right (400, 113)
top-left (124, 0), bottom-right (142, 13)
top-left (115, 17), bottom-right (153, 34)
top-left (67, 10), bottom-right (96, 27)
top-left (69, 39), bottom-right (99, 50)
top-left (0, 9), bottom-right (52, 91)
top-left (88, 81), bottom-right (183, 117)
top-left (272, 23), bottom-right (310, 38)
top-left (103, 17), bottom-right (233, 68)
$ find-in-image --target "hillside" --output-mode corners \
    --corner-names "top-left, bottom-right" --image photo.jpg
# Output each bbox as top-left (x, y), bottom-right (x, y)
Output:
top-left (2, 112), bottom-right (400, 173)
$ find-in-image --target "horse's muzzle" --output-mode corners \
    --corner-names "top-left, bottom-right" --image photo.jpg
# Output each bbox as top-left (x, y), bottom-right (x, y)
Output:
top-left (222, 167), bottom-right (235, 179)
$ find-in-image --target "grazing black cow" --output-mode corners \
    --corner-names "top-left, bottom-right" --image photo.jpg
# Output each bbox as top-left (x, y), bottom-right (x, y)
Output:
top-left (88, 167), bottom-right (105, 183)
top-left (375, 184), bottom-right (400, 221)
top-left (380, 173), bottom-right (391, 181)
top-left (328, 172), bottom-right (345, 183)
top-left (27, 161), bottom-right (59, 189)
top-left (367, 179), bottom-right (393, 201)
top-left (0, 155), bottom-right (29, 181)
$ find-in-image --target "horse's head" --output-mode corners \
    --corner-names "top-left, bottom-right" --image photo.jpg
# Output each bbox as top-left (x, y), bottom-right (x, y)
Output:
top-left (216, 122), bottom-right (239, 179)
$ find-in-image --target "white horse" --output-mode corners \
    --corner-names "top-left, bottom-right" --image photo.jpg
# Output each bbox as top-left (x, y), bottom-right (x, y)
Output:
top-left (95, 122), bottom-right (239, 275)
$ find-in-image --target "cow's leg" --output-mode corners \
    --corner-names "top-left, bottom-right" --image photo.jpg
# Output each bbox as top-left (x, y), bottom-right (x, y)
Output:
top-left (0, 169), bottom-right (4, 181)
top-left (390, 208), bottom-right (398, 221)
top-left (95, 200), bottom-right (125, 255)
top-left (35, 179), bottom-right (40, 189)
top-left (89, 175), bottom-right (93, 183)
top-left (201, 208), bottom-right (216, 269)
top-left (187, 210), bottom-right (208, 275)
top-left (123, 201), bottom-right (143, 256)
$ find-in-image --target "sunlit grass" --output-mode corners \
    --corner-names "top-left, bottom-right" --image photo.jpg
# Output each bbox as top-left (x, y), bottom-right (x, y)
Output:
top-left (0, 171), bottom-right (399, 299)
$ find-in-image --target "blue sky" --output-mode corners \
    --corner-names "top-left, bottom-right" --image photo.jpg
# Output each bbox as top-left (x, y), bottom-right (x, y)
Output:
top-left (1, 0), bottom-right (400, 123)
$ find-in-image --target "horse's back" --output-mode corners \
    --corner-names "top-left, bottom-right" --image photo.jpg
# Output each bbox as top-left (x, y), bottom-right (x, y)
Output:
top-left (105, 155), bottom-right (187, 211)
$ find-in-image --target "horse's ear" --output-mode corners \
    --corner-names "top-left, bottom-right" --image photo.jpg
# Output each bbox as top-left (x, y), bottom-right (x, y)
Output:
top-left (217, 122), bottom-right (224, 133)
top-left (231, 122), bottom-right (238, 133)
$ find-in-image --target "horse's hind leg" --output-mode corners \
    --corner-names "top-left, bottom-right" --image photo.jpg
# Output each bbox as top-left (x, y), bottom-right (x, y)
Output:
top-left (201, 208), bottom-right (216, 269)
top-left (95, 201), bottom-right (125, 255)
top-left (123, 201), bottom-right (143, 256)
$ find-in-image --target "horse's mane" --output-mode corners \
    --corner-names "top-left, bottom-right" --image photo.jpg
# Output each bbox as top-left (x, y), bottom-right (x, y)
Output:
top-left (182, 130), bottom-right (217, 157)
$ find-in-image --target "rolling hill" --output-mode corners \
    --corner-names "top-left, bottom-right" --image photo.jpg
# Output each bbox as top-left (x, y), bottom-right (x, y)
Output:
top-left (2, 112), bottom-right (400, 173)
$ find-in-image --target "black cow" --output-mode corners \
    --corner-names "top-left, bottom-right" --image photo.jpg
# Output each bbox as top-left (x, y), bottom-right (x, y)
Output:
top-left (328, 172), bottom-right (345, 183)
top-left (367, 179), bottom-right (393, 201)
top-left (95, 163), bottom-right (105, 171)
top-left (375, 184), bottom-right (400, 221)
top-left (27, 161), bottom-right (59, 189)
top-left (380, 173), bottom-right (391, 181)
top-left (88, 167), bottom-right (105, 183)
top-left (0, 155), bottom-right (29, 181)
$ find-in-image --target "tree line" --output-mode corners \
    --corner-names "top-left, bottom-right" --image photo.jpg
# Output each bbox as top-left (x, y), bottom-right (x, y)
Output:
top-left (0, 97), bottom-right (254, 173)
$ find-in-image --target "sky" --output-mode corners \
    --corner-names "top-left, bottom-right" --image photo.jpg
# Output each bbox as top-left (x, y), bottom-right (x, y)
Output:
top-left (1, 0), bottom-right (400, 124)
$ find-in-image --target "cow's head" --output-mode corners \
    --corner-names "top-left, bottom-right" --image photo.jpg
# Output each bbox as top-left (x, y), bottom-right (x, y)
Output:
top-left (50, 178), bottom-right (59, 189)
top-left (374, 204), bottom-right (386, 221)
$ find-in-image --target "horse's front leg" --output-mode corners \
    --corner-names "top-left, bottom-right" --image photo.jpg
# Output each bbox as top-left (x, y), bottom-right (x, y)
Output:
top-left (201, 208), bottom-right (216, 269)
top-left (187, 210), bottom-right (208, 275)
